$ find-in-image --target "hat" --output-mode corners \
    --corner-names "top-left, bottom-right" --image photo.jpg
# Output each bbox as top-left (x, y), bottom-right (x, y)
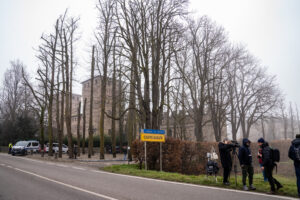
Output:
top-left (257, 138), bottom-right (265, 143)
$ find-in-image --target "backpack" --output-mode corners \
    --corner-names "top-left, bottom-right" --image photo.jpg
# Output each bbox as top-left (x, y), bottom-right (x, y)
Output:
top-left (271, 148), bottom-right (280, 162)
top-left (293, 145), bottom-right (300, 162)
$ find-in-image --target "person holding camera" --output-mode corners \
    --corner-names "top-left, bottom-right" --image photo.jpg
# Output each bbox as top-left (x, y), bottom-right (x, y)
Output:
top-left (218, 138), bottom-right (233, 185)
top-left (258, 138), bottom-right (283, 194)
top-left (238, 138), bottom-right (256, 191)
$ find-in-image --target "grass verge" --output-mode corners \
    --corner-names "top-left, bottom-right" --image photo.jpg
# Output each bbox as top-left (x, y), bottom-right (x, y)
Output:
top-left (102, 164), bottom-right (298, 198)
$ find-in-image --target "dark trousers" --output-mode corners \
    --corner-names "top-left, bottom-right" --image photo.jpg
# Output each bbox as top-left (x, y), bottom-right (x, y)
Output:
top-left (241, 165), bottom-right (253, 186)
top-left (265, 166), bottom-right (281, 191)
top-left (295, 166), bottom-right (300, 197)
top-left (223, 167), bottom-right (231, 183)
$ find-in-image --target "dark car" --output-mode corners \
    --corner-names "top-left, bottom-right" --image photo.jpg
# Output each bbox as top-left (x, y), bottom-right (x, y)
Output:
top-left (105, 145), bottom-right (121, 154)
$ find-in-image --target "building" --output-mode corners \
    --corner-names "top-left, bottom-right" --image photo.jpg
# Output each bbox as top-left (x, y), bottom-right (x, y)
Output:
top-left (52, 93), bottom-right (82, 137)
top-left (81, 75), bottom-right (120, 137)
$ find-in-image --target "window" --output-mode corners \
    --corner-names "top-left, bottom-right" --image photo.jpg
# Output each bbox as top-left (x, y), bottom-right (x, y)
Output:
top-left (32, 142), bottom-right (39, 147)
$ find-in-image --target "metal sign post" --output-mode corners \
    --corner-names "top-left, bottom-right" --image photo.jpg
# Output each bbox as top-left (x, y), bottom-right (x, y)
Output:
top-left (145, 141), bottom-right (147, 170)
top-left (140, 129), bottom-right (165, 171)
top-left (160, 142), bottom-right (162, 172)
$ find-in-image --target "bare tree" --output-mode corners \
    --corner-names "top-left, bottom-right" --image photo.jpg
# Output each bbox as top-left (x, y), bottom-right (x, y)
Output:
top-left (1, 61), bottom-right (30, 121)
top-left (290, 102), bottom-right (295, 138)
top-left (295, 103), bottom-right (300, 135)
top-left (22, 65), bottom-right (47, 156)
top-left (38, 19), bottom-right (59, 156)
top-left (63, 28), bottom-right (73, 158)
top-left (96, 0), bottom-right (116, 159)
top-left (176, 17), bottom-right (226, 141)
top-left (279, 100), bottom-right (288, 140)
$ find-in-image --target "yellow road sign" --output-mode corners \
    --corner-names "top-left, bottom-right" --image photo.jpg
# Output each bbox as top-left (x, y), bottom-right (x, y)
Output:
top-left (140, 133), bottom-right (165, 142)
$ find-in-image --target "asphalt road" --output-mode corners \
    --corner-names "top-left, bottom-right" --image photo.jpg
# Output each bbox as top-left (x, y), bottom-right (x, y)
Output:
top-left (0, 153), bottom-right (296, 200)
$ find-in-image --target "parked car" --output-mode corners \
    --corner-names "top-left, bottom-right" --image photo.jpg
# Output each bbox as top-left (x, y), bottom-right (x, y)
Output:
top-left (11, 141), bottom-right (29, 156)
top-left (45, 143), bottom-right (68, 153)
top-left (26, 140), bottom-right (40, 153)
top-left (105, 145), bottom-right (121, 154)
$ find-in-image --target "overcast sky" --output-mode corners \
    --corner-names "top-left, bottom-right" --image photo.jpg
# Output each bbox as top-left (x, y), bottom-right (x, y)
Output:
top-left (0, 0), bottom-right (299, 106)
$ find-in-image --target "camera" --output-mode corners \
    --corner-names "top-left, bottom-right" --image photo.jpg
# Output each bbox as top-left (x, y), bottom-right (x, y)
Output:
top-left (231, 140), bottom-right (240, 148)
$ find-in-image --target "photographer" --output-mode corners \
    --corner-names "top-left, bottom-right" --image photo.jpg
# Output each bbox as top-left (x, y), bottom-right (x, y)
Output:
top-left (218, 138), bottom-right (233, 185)
top-left (258, 138), bottom-right (283, 194)
top-left (238, 138), bottom-right (256, 191)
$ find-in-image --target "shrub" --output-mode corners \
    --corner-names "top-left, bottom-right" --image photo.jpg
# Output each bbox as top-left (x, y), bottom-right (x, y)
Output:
top-left (131, 138), bottom-right (293, 175)
top-left (131, 137), bottom-right (217, 175)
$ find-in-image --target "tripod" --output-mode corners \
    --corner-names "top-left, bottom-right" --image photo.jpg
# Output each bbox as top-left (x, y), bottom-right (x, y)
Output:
top-left (231, 146), bottom-right (239, 188)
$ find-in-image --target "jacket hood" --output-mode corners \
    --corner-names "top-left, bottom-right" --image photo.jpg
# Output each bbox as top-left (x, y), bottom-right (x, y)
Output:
top-left (292, 138), bottom-right (300, 146)
top-left (243, 138), bottom-right (250, 146)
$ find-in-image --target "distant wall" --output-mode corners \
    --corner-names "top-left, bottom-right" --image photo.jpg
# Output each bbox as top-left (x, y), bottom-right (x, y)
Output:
top-left (0, 146), bottom-right (9, 153)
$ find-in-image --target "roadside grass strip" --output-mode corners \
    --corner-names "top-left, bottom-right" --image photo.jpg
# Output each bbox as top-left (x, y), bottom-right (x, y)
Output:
top-left (102, 164), bottom-right (298, 198)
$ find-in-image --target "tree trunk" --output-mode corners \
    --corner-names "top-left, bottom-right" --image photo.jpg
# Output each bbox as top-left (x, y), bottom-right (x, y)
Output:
top-left (56, 64), bottom-right (61, 156)
top-left (88, 46), bottom-right (95, 158)
top-left (82, 98), bottom-right (86, 154)
top-left (59, 32), bottom-right (65, 158)
top-left (118, 69), bottom-right (124, 153)
top-left (40, 107), bottom-right (45, 157)
top-left (64, 29), bottom-right (73, 159)
top-left (99, 48), bottom-right (109, 159)
top-left (111, 43), bottom-right (117, 158)
top-left (261, 117), bottom-right (265, 139)
top-left (127, 62), bottom-right (136, 161)
top-left (76, 101), bottom-right (81, 156)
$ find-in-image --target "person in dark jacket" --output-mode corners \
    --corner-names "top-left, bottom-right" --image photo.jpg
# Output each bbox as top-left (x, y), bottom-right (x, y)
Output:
top-left (288, 134), bottom-right (300, 197)
top-left (218, 138), bottom-right (233, 185)
top-left (258, 144), bottom-right (268, 181)
top-left (258, 138), bottom-right (283, 194)
top-left (238, 138), bottom-right (256, 191)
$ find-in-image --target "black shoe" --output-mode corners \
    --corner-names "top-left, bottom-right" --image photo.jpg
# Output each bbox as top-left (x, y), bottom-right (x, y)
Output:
top-left (223, 182), bottom-right (230, 186)
top-left (277, 184), bottom-right (283, 191)
top-left (249, 185), bottom-right (256, 190)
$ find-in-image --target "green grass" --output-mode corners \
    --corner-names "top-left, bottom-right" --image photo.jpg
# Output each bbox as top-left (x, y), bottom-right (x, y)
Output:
top-left (102, 164), bottom-right (298, 198)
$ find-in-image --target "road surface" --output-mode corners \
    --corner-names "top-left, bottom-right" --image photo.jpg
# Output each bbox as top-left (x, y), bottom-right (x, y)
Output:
top-left (0, 153), bottom-right (296, 200)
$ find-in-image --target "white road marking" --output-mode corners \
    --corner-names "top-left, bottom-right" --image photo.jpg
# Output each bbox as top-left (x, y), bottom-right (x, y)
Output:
top-left (0, 163), bottom-right (5, 166)
top-left (13, 167), bottom-right (118, 200)
top-left (72, 166), bottom-right (86, 171)
top-left (91, 170), bottom-right (297, 200)
top-left (7, 165), bottom-right (13, 168)
top-left (55, 164), bottom-right (67, 168)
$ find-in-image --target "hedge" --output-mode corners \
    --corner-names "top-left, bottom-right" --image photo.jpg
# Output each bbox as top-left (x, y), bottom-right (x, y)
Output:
top-left (131, 138), bottom-right (293, 175)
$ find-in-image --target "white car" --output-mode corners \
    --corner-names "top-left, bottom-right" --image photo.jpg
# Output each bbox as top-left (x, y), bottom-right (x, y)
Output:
top-left (45, 143), bottom-right (68, 153)
top-left (26, 140), bottom-right (40, 153)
